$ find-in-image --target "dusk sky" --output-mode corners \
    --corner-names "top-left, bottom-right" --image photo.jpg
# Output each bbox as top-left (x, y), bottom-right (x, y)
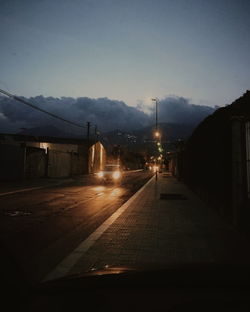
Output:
top-left (1, 0), bottom-right (250, 109)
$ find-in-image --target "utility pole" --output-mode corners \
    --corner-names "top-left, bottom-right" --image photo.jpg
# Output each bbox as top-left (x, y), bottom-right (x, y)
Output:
top-left (94, 125), bottom-right (98, 143)
top-left (87, 121), bottom-right (91, 144)
top-left (155, 99), bottom-right (158, 133)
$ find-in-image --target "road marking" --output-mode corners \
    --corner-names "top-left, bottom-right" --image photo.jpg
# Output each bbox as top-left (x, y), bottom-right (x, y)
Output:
top-left (0, 180), bottom-right (72, 197)
top-left (43, 175), bottom-right (155, 282)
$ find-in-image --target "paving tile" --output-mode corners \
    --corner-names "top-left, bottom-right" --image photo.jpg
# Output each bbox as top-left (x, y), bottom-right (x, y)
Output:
top-left (67, 174), bottom-right (250, 275)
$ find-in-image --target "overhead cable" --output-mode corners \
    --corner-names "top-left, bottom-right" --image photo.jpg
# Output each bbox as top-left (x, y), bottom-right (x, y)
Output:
top-left (0, 88), bottom-right (85, 129)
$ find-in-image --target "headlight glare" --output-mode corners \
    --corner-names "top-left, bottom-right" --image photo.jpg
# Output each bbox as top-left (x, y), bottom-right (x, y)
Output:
top-left (113, 171), bottom-right (121, 179)
top-left (97, 171), bottom-right (104, 178)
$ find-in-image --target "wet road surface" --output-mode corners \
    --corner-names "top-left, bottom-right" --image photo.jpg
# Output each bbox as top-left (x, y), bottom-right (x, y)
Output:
top-left (0, 171), bottom-right (153, 282)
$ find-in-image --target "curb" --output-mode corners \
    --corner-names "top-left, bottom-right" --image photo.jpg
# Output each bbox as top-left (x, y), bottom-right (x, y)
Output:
top-left (43, 174), bottom-right (155, 281)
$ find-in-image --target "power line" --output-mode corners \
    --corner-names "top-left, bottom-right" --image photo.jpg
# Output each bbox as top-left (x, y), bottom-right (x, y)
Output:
top-left (0, 88), bottom-right (85, 129)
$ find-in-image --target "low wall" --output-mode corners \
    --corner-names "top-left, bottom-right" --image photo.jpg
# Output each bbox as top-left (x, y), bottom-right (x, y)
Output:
top-left (0, 144), bottom-right (25, 180)
top-left (48, 150), bottom-right (72, 178)
top-left (25, 146), bottom-right (46, 178)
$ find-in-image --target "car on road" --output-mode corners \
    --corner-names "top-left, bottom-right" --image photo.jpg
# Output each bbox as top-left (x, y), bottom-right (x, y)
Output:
top-left (95, 164), bottom-right (123, 184)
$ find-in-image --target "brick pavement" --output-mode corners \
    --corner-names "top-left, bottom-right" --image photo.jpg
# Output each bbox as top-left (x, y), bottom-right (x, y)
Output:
top-left (47, 172), bottom-right (250, 280)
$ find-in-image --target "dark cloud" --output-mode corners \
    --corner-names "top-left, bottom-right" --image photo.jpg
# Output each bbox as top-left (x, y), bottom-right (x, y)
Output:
top-left (147, 96), bottom-right (215, 126)
top-left (0, 95), bottom-right (216, 135)
top-left (0, 110), bottom-right (27, 133)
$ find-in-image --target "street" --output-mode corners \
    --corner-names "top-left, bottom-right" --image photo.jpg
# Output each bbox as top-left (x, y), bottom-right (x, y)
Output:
top-left (0, 170), bottom-right (153, 283)
top-left (47, 172), bottom-right (250, 282)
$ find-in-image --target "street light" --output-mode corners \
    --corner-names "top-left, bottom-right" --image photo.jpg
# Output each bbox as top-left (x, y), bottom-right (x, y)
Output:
top-left (154, 131), bottom-right (160, 138)
top-left (152, 97), bottom-right (160, 180)
top-left (151, 98), bottom-right (158, 137)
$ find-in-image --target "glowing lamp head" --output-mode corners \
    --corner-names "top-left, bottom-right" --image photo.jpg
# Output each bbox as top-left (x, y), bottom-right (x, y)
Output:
top-left (155, 131), bottom-right (160, 138)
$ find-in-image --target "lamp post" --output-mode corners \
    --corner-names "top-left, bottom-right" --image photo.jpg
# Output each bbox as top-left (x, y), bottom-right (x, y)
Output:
top-left (151, 98), bottom-right (158, 137)
top-left (152, 98), bottom-right (159, 180)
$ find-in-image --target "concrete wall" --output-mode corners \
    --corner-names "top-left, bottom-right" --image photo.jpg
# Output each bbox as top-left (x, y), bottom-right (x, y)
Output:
top-left (246, 121), bottom-right (250, 200)
top-left (25, 146), bottom-right (46, 178)
top-left (71, 153), bottom-right (87, 176)
top-left (0, 144), bottom-right (25, 180)
top-left (168, 150), bottom-right (185, 180)
top-left (0, 136), bottom-right (78, 153)
top-left (48, 149), bottom-right (71, 178)
top-left (231, 118), bottom-right (250, 227)
top-left (231, 119), bottom-right (244, 225)
top-left (25, 148), bottom-right (88, 178)
top-left (0, 135), bottom-right (106, 179)
top-left (39, 142), bottom-right (78, 153)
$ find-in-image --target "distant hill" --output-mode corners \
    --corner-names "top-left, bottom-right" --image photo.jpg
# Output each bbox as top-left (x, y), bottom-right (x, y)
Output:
top-left (101, 122), bottom-right (196, 147)
top-left (15, 121), bottom-right (195, 145)
top-left (17, 125), bottom-right (83, 139)
top-left (134, 122), bottom-right (195, 142)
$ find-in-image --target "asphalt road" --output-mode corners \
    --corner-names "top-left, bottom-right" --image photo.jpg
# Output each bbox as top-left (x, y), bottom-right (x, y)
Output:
top-left (0, 170), bottom-right (153, 283)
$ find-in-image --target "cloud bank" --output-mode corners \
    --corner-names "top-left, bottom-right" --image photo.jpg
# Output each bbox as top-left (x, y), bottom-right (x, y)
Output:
top-left (0, 95), bottom-right (216, 135)
top-left (154, 96), bottom-right (215, 125)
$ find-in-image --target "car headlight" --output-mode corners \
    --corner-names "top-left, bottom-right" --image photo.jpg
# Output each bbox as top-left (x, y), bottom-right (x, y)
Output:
top-left (153, 166), bottom-right (158, 172)
top-left (97, 171), bottom-right (104, 178)
top-left (112, 171), bottom-right (121, 179)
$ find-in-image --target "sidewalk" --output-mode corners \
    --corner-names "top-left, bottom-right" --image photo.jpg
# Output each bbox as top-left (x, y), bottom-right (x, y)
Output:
top-left (45, 172), bottom-right (250, 281)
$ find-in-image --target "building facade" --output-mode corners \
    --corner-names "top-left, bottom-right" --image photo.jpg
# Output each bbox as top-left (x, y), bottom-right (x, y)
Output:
top-left (0, 134), bottom-right (106, 180)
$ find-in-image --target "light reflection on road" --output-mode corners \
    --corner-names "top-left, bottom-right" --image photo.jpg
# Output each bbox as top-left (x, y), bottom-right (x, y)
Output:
top-left (92, 186), bottom-right (106, 192)
top-left (92, 185), bottom-right (124, 199)
top-left (96, 193), bottom-right (103, 196)
top-left (110, 188), bottom-right (122, 197)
